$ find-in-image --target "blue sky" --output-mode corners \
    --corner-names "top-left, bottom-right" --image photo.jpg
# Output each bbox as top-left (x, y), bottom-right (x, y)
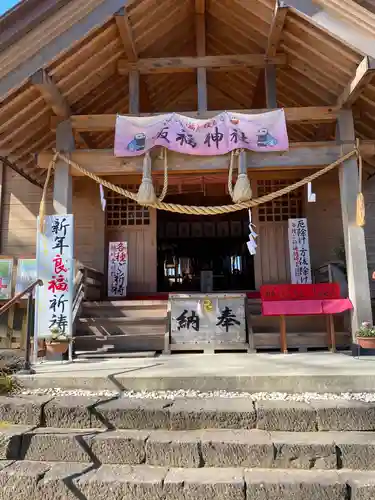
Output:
top-left (0, 0), bottom-right (20, 16)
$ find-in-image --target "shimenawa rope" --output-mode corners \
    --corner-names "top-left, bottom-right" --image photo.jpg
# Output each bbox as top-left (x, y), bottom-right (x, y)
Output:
top-left (47, 148), bottom-right (358, 216)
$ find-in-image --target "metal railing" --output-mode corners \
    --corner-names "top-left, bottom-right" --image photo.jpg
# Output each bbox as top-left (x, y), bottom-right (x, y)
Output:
top-left (0, 279), bottom-right (43, 374)
top-left (0, 262), bottom-right (104, 370)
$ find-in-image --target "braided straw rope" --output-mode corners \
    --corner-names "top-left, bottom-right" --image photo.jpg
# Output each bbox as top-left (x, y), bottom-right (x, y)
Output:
top-left (157, 147), bottom-right (168, 202)
top-left (52, 148), bottom-right (358, 216)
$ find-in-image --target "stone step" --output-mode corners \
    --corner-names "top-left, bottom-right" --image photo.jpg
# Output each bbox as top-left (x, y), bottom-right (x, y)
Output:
top-left (2, 425), bottom-right (375, 470)
top-left (3, 395), bottom-right (375, 432)
top-left (0, 461), bottom-right (374, 499)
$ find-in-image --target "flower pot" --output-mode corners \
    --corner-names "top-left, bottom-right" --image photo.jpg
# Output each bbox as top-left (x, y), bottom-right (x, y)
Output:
top-left (31, 340), bottom-right (46, 358)
top-left (357, 337), bottom-right (375, 349)
top-left (46, 341), bottom-right (69, 355)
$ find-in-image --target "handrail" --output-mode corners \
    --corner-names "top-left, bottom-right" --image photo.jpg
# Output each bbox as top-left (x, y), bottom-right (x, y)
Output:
top-left (0, 279), bottom-right (43, 316)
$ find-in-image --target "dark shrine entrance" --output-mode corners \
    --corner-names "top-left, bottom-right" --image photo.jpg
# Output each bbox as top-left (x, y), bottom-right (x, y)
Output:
top-left (156, 175), bottom-right (255, 293)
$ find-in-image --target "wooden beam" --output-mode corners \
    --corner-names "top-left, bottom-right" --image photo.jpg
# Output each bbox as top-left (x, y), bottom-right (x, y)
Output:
top-left (115, 7), bottom-right (152, 113)
top-left (118, 54), bottom-right (287, 74)
top-left (115, 8), bottom-right (137, 62)
top-left (30, 68), bottom-right (92, 148)
top-left (0, 0), bottom-right (130, 100)
top-left (31, 69), bottom-right (71, 118)
top-left (337, 56), bottom-right (375, 108)
top-left (51, 107), bottom-right (341, 132)
top-left (195, 0), bottom-right (206, 14)
top-left (38, 140), bottom-right (375, 176)
top-left (267, 1), bottom-right (289, 57)
top-left (195, 0), bottom-right (207, 113)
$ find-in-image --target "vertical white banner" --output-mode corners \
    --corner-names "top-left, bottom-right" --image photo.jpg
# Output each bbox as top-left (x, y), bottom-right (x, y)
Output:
top-left (108, 242), bottom-right (128, 297)
top-left (35, 215), bottom-right (74, 339)
top-left (288, 218), bottom-right (312, 285)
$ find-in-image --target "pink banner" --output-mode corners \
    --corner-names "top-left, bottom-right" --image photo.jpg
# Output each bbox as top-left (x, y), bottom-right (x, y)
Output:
top-left (114, 110), bottom-right (289, 157)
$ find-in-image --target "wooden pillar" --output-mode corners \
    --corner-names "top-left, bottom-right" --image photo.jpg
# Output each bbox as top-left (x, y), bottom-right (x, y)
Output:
top-left (129, 70), bottom-right (140, 114)
top-left (195, 9), bottom-right (207, 113)
top-left (265, 65), bottom-right (277, 108)
top-left (0, 160), bottom-right (5, 253)
top-left (53, 120), bottom-right (74, 214)
top-left (336, 110), bottom-right (372, 344)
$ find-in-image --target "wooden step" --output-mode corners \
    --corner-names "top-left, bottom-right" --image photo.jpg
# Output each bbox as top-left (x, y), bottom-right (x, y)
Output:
top-left (81, 306), bottom-right (168, 319)
top-left (73, 333), bottom-right (164, 352)
top-left (83, 300), bottom-right (168, 308)
top-left (78, 316), bottom-right (167, 325)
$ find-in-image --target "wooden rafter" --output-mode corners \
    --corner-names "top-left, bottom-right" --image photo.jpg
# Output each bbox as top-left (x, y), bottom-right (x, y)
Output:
top-left (337, 56), bottom-right (375, 107)
top-left (0, 0), bottom-right (130, 100)
top-left (30, 69), bottom-right (92, 148)
top-left (118, 54), bottom-right (287, 74)
top-left (115, 8), bottom-right (137, 62)
top-left (267, 0), bottom-right (289, 57)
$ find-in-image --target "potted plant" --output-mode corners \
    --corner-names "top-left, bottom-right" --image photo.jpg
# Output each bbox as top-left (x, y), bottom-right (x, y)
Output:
top-left (356, 322), bottom-right (375, 349)
top-left (45, 326), bottom-right (71, 355)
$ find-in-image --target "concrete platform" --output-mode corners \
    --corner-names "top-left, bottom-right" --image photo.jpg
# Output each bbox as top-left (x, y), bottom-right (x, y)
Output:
top-left (15, 352), bottom-right (375, 393)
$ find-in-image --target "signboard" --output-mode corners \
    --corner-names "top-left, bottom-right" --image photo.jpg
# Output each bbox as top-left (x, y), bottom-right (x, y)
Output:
top-left (0, 258), bottom-right (13, 300)
top-left (115, 110), bottom-right (289, 157)
top-left (108, 242), bottom-right (128, 297)
top-left (35, 215), bottom-right (74, 339)
top-left (170, 293), bottom-right (246, 345)
top-left (260, 283), bottom-right (341, 302)
top-left (288, 218), bottom-right (312, 285)
top-left (15, 258), bottom-right (37, 296)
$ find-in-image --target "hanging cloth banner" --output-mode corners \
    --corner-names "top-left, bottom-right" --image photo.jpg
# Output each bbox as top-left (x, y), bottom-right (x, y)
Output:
top-left (114, 110), bottom-right (289, 157)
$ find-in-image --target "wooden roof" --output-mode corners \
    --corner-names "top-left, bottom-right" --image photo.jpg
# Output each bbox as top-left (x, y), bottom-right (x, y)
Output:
top-left (1, 0), bottom-right (375, 187)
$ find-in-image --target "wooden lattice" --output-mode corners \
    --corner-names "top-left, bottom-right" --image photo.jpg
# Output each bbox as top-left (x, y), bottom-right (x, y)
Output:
top-left (106, 185), bottom-right (150, 227)
top-left (257, 179), bottom-right (303, 223)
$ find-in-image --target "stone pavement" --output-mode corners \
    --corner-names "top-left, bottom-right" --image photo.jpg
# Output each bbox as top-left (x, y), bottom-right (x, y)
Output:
top-left (16, 351), bottom-right (375, 392)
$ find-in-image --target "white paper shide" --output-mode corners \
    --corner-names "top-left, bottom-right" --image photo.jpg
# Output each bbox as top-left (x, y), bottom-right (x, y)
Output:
top-left (108, 242), bottom-right (128, 297)
top-left (247, 209), bottom-right (258, 255)
top-left (288, 218), bottom-right (312, 284)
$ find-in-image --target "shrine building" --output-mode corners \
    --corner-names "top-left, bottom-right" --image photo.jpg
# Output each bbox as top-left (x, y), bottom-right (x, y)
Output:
top-left (1, 0), bottom-right (375, 355)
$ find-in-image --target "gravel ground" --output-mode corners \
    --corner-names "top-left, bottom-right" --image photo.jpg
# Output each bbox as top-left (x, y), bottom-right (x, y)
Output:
top-left (15, 387), bottom-right (375, 402)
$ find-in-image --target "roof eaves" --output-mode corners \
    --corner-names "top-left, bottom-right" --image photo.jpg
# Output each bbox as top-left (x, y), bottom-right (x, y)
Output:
top-left (0, 0), bottom-right (72, 54)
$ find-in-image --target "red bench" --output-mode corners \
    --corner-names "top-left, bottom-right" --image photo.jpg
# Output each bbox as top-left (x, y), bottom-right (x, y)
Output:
top-left (260, 284), bottom-right (353, 353)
